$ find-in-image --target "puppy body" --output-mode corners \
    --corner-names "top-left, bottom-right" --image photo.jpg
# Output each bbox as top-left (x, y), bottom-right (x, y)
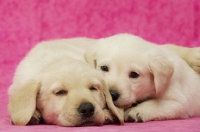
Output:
top-left (85, 34), bottom-right (200, 122)
top-left (124, 43), bottom-right (200, 122)
top-left (8, 38), bottom-right (123, 126)
top-left (9, 34), bottom-right (200, 125)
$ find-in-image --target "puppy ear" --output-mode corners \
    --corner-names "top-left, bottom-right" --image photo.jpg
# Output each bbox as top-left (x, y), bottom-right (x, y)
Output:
top-left (149, 55), bottom-right (174, 96)
top-left (8, 80), bottom-right (41, 125)
top-left (103, 83), bottom-right (124, 125)
top-left (84, 45), bottom-right (97, 68)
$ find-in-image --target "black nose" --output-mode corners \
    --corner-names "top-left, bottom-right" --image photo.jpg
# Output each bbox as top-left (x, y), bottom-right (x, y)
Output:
top-left (109, 90), bottom-right (120, 101)
top-left (78, 102), bottom-right (95, 117)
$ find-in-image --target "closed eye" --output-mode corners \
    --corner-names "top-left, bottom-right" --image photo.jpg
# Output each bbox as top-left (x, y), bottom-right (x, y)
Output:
top-left (90, 84), bottom-right (100, 91)
top-left (90, 86), bottom-right (98, 91)
top-left (54, 90), bottom-right (67, 96)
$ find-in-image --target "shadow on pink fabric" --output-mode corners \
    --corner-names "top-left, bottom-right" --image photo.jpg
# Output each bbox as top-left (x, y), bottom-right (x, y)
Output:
top-left (0, 0), bottom-right (200, 132)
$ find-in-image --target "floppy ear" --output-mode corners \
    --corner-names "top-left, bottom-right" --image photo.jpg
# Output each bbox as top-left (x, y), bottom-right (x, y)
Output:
top-left (149, 55), bottom-right (174, 96)
top-left (84, 45), bottom-right (97, 68)
top-left (103, 83), bottom-right (124, 125)
top-left (8, 80), bottom-right (41, 125)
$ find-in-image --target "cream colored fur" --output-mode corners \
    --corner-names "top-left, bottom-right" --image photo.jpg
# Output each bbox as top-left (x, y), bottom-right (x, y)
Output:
top-left (9, 34), bottom-right (200, 125)
top-left (85, 34), bottom-right (200, 122)
top-left (8, 38), bottom-right (124, 126)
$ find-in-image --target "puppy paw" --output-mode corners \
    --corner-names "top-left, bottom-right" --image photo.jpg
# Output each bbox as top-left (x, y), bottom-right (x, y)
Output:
top-left (103, 109), bottom-right (117, 124)
top-left (124, 100), bottom-right (172, 123)
top-left (185, 48), bottom-right (200, 73)
top-left (27, 109), bottom-right (42, 125)
top-left (124, 108), bottom-right (145, 123)
top-left (124, 103), bottom-right (156, 123)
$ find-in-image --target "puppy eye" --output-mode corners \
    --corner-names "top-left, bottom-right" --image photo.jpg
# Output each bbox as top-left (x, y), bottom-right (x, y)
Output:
top-left (90, 86), bottom-right (98, 91)
top-left (101, 66), bottom-right (109, 72)
top-left (55, 90), bottom-right (67, 95)
top-left (129, 71), bottom-right (140, 78)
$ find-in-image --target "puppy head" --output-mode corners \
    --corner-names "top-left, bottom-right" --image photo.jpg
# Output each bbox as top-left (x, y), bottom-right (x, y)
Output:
top-left (8, 59), bottom-right (124, 126)
top-left (85, 34), bottom-right (174, 107)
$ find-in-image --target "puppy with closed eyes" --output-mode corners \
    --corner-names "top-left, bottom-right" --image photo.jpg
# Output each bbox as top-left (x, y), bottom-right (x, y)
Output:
top-left (8, 39), bottom-right (124, 126)
top-left (85, 34), bottom-right (200, 122)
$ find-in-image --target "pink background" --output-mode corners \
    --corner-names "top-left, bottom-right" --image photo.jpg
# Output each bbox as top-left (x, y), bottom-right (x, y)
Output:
top-left (1, 0), bottom-right (200, 131)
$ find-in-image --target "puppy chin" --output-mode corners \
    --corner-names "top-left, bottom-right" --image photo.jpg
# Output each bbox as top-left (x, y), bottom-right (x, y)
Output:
top-left (58, 119), bottom-right (104, 127)
top-left (54, 115), bottom-right (78, 126)
top-left (56, 114), bottom-right (105, 127)
top-left (75, 120), bottom-right (104, 127)
top-left (114, 96), bottom-right (136, 108)
top-left (77, 116), bottom-right (105, 127)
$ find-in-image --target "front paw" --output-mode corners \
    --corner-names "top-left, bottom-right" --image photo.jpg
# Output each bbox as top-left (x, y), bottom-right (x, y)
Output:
top-left (27, 109), bottom-right (43, 125)
top-left (103, 109), bottom-right (117, 124)
top-left (124, 108), bottom-right (144, 123)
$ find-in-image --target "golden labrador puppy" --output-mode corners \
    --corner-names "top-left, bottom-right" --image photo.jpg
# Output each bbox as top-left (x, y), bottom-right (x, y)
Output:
top-left (8, 39), bottom-right (124, 126)
top-left (85, 34), bottom-right (200, 122)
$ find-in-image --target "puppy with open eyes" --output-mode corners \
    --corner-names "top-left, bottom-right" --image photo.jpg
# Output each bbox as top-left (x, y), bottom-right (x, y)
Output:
top-left (85, 34), bottom-right (200, 122)
top-left (8, 39), bottom-right (124, 126)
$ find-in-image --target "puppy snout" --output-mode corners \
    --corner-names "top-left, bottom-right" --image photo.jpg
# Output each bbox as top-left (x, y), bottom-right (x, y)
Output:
top-left (78, 102), bottom-right (95, 117)
top-left (109, 90), bottom-right (120, 101)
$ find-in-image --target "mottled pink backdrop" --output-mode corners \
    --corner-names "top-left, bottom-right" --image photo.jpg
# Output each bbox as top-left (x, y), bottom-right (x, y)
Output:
top-left (1, 0), bottom-right (200, 132)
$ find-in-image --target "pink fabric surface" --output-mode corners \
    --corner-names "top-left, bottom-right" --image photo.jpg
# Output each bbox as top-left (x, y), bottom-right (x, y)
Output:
top-left (1, 0), bottom-right (200, 132)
